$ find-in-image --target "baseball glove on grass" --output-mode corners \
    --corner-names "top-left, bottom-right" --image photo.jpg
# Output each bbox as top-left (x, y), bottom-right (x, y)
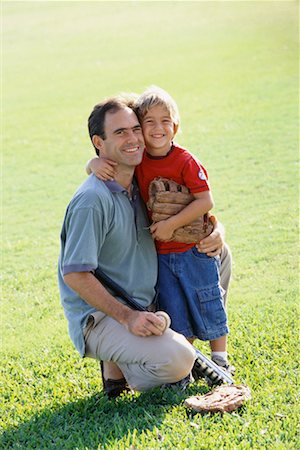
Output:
top-left (184, 384), bottom-right (251, 414)
top-left (147, 177), bottom-right (215, 244)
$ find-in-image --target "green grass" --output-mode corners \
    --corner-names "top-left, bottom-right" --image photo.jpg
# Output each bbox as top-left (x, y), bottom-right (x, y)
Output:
top-left (1, 1), bottom-right (299, 449)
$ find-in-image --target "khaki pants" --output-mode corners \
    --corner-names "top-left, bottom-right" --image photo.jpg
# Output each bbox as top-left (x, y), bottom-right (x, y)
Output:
top-left (84, 313), bottom-right (195, 391)
top-left (84, 244), bottom-right (232, 391)
top-left (219, 244), bottom-right (232, 306)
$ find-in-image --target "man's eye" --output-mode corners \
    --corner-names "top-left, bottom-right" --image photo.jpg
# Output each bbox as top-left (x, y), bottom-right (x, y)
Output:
top-left (116, 130), bottom-right (124, 135)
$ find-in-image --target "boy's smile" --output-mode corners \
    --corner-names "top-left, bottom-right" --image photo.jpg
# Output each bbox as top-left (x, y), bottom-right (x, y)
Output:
top-left (141, 105), bottom-right (177, 156)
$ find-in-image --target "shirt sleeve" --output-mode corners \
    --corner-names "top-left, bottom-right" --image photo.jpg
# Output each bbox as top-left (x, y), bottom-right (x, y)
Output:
top-left (62, 206), bottom-right (107, 275)
top-left (182, 155), bottom-right (210, 194)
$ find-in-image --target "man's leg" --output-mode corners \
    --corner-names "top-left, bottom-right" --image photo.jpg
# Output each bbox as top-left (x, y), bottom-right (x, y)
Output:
top-left (219, 244), bottom-right (232, 306)
top-left (84, 312), bottom-right (195, 392)
top-left (102, 361), bottom-right (124, 379)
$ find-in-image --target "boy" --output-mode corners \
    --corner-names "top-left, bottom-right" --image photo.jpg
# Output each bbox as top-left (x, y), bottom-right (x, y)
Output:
top-left (86, 86), bottom-right (234, 374)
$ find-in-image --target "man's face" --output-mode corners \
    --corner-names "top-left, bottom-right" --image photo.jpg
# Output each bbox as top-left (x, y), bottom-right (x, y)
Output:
top-left (97, 107), bottom-right (145, 168)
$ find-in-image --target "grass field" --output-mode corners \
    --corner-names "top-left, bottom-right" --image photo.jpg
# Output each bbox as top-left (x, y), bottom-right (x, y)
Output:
top-left (1, 1), bottom-right (299, 449)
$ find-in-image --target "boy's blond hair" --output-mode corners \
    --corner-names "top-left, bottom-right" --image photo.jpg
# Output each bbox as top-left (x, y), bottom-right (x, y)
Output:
top-left (134, 86), bottom-right (180, 129)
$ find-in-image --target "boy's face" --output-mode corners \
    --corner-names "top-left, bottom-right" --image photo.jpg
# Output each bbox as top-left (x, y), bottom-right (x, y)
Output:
top-left (141, 105), bottom-right (177, 156)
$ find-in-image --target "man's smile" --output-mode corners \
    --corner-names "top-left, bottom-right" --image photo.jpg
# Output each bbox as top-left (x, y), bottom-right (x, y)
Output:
top-left (123, 146), bottom-right (141, 153)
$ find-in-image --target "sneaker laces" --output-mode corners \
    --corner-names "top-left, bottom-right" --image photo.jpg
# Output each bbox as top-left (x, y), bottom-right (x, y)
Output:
top-left (211, 355), bottom-right (236, 376)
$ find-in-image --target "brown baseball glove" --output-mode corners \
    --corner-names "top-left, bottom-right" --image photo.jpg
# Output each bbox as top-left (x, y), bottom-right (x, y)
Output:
top-left (147, 177), bottom-right (215, 244)
top-left (184, 384), bottom-right (251, 414)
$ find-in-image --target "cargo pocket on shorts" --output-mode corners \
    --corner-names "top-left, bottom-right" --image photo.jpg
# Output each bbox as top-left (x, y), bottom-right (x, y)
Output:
top-left (195, 285), bottom-right (227, 332)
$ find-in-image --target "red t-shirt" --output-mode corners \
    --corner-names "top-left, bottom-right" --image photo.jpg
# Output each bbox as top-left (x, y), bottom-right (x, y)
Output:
top-left (135, 143), bottom-right (210, 254)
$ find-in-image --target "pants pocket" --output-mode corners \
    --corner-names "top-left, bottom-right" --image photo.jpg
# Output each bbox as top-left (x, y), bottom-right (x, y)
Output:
top-left (83, 311), bottom-right (106, 343)
top-left (195, 285), bottom-right (227, 331)
top-left (83, 315), bottom-right (95, 341)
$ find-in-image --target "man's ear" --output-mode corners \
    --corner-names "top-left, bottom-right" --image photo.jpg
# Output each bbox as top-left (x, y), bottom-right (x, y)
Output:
top-left (173, 123), bottom-right (179, 136)
top-left (92, 135), bottom-right (104, 153)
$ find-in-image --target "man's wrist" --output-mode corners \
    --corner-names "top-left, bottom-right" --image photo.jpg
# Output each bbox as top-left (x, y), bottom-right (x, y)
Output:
top-left (117, 305), bottom-right (134, 327)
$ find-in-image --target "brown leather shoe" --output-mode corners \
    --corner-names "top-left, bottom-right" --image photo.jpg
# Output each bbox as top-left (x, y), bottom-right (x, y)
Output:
top-left (100, 361), bottom-right (132, 399)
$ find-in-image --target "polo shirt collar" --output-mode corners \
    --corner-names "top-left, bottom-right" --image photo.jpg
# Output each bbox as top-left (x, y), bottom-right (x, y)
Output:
top-left (104, 178), bottom-right (139, 197)
top-left (103, 180), bottom-right (125, 193)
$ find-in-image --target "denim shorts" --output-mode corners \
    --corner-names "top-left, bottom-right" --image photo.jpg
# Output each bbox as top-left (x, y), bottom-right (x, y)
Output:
top-left (157, 247), bottom-right (229, 341)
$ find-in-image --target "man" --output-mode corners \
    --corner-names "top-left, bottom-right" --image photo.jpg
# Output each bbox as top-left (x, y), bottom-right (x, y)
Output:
top-left (58, 95), bottom-right (230, 398)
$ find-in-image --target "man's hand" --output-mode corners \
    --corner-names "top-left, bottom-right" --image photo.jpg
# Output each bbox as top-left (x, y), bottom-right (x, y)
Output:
top-left (125, 310), bottom-right (166, 337)
top-left (196, 221), bottom-right (225, 257)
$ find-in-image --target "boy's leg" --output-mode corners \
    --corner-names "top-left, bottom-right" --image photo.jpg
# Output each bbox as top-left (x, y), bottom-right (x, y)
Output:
top-left (177, 249), bottom-right (228, 342)
top-left (210, 335), bottom-right (227, 352)
top-left (157, 253), bottom-right (194, 339)
top-left (209, 335), bottom-right (229, 368)
top-left (212, 245), bottom-right (235, 373)
top-left (84, 312), bottom-right (196, 392)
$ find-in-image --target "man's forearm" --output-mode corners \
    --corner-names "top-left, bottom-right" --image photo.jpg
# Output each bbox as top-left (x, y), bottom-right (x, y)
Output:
top-left (64, 271), bottom-right (132, 326)
top-left (64, 271), bottom-right (166, 337)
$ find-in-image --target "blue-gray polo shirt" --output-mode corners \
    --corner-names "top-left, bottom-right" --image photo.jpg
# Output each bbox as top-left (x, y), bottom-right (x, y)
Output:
top-left (58, 174), bottom-right (158, 357)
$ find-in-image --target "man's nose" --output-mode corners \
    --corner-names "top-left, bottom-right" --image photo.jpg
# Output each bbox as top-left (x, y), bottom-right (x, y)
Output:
top-left (126, 130), bottom-right (139, 142)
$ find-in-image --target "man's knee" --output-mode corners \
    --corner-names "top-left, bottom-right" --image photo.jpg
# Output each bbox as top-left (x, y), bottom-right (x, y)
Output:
top-left (161, 332), bottom-right (195, 382)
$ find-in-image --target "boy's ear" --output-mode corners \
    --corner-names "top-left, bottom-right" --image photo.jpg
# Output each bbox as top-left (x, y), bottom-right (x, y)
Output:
top-left (92, 135), bottom-right (104, 153)
top-left (173, 123), bottom-right (179, 136)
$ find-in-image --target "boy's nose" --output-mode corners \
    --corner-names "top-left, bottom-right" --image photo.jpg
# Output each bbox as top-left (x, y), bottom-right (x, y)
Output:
top-left (153, 121), bottom-right (163, 130)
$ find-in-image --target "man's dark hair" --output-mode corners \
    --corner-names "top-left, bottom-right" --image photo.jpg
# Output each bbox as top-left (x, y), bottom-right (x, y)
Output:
top-left (88, 93), bottom-right (139, 156)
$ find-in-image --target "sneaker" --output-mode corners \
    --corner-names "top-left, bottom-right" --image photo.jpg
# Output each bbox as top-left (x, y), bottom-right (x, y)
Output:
top-left (211, 355), bottom-right (236, 376)
top-left (161, 372), bottom-right (194, 391)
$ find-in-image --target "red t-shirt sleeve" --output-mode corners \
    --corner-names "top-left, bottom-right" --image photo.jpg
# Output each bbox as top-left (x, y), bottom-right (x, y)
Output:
top-left (182, 156), bottom-right (210, 193)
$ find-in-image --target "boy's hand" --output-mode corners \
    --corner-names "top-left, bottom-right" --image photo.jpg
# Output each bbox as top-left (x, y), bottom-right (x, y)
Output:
top-left (150, 220), bottom-right (175, 242)
top-left (88, 157), bottom-right (118, 181)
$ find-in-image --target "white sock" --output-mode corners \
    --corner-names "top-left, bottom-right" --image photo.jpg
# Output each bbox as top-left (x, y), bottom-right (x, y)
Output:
top-left (211, 351), bottom-right (228, 362)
